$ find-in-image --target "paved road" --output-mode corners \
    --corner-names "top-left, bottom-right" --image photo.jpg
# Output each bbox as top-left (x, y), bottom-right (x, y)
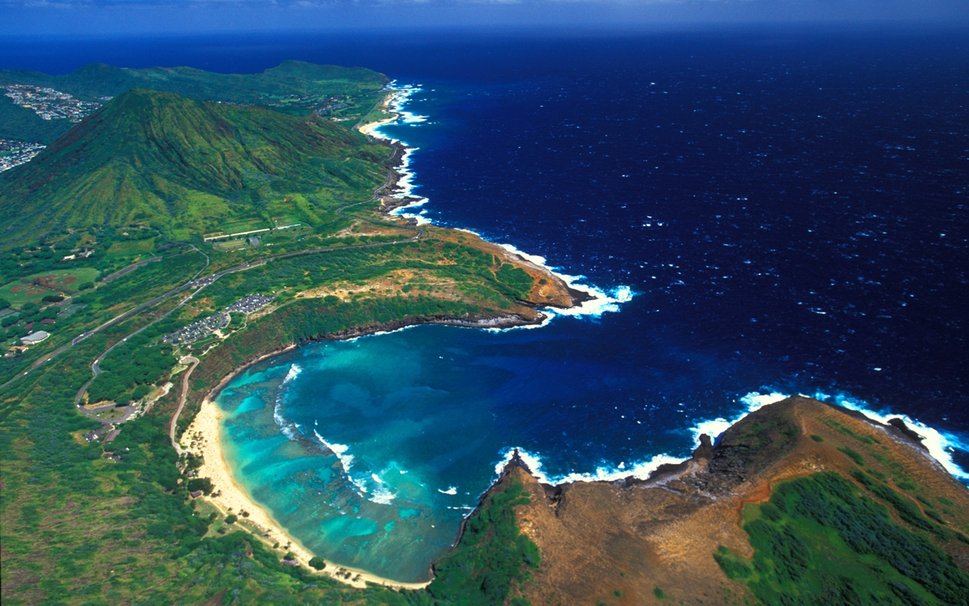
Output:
top-left (0, 159), bottom-right (422, 415)
top-left (63, 232), bottom-right (422, 405)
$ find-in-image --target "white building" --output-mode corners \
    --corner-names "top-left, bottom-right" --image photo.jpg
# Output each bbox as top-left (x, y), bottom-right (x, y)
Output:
top-left (20, 330), bottom-right (50, 345)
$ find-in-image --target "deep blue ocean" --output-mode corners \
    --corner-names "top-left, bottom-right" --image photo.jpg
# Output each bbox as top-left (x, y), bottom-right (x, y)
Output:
top-left (5, 27), bottom-right (968, 581)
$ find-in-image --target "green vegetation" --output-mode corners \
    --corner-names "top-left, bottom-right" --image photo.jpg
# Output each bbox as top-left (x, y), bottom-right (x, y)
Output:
top-left (428, 480), bottom-right (540, 606)
top-left (0, 88), bottom-right (389, 248)
top-left (0, 60), bottom-right (388, 143)
top-left (838, 446), bottom-right (865, 466)
top-left (106, 238), bottom-right (156, 257)
top-left (86, 330), bottom-right (175, 405)
top-left (0, 60), bottom-right (563, 604)
top-left (715, 472), bottom-right (969, 605)
top-left (714, 546), bottom-right (752, 580)
top-left (850, 470), bottom-right (951, 538)
top-left (0, 268), bottom-right (100, 308)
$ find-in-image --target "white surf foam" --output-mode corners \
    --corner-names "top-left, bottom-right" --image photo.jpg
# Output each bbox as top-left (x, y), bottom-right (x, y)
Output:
top-left (272, 380), bottom-right (302, 441)
top-left (809, 390), bottom-right (969, 481)
top-left (688, 391), bottom-right (789, 446)
top-left (343, 323), bottom-right (419, 344)
top-left (437, 486), bottom-right (458, 495)
top-left (689, 389), bottom-right (969, 481)
top-left (313, 429), bottom-right (355, 473)
top-left (494, 389), bottom-right (968, 488)
top-left (369, 477), bottom-right (397, 505)
top-left (370, 490), bottom-right (396, 505)
top-left (311, 430), bottom-right (399, 504)
top-left (281, 363), bottom-right (302, 385)
top-left (369, 84), bottom-right (634, 319)
top-left (448, 229), bottom-right (635, 321)
top-left (494, 447), bottom-right (686, 486)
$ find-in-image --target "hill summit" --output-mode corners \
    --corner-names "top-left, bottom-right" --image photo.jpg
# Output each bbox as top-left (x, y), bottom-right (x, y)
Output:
top-left (0, 88), bottom-right (388, 248)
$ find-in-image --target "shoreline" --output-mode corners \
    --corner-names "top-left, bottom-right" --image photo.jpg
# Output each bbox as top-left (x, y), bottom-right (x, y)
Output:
top-left (179, 312), bottom-right (551, 588)
top-left (177, 82), bottom-right (636, 590)
top-left (177, 81), bottom-right (969, 591)
top-left (175, 82), bottom-right (632, 589)
top-left (181, 396), bottom-right (432, 590)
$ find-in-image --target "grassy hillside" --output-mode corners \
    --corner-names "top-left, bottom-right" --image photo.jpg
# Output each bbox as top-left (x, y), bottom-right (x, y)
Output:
top-left (0, 61), bottom-right (388, 143)
top-left (0, 88), bottom-right (389, 248)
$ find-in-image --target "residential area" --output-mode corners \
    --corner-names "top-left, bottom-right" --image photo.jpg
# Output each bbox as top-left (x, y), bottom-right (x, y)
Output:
top-left (3, 83), bottom-right (103, 122)
top-left (163, 294), bottom-right (274, 345)
top-left (0, 138), bottom-right (46, 172)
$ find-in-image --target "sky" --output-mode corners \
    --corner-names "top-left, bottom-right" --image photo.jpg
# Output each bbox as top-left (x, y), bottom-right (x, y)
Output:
top-left (1, 0), bottom-right (968, 35)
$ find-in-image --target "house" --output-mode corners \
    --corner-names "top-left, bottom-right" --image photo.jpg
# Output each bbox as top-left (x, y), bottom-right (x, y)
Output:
top-left (20, 330), bottom-right (50, 345)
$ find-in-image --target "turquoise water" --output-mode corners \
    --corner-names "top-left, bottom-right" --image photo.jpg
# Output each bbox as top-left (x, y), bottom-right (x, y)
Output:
top-left (215, 321), bottom-right (790, 581)
top-left (209, 30), bottom-right (969, 583)
top-left (218, 328), bottom-right (526, 581)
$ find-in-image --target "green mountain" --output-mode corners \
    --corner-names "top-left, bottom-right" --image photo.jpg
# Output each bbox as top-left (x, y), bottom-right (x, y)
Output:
top-left (0, 61), bottom-right (389, 143)
top-left (0, 88), bottom-right (389, 248)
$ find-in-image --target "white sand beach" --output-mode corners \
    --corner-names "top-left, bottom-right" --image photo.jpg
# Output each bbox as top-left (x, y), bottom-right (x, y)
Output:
top-left (181, 397), bottom-right (431, 591)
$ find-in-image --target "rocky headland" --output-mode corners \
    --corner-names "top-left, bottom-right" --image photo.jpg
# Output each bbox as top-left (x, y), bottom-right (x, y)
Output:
top-left (479, 396), bottom-right (969, 604)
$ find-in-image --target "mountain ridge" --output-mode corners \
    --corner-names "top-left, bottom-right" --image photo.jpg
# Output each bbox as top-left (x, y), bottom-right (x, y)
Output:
top-left (0, 87), bottom-right (389, 248)
top-left (0, 60), bottom-right (389, 143)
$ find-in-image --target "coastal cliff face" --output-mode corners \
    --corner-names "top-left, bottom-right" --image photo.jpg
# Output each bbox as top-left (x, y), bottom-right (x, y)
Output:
top-left (485, 397), bottom-right (969, 605)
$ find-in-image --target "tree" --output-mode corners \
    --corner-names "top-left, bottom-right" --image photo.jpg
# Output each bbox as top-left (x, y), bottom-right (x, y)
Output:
top-left (309, 557), bottom-right (326, 571)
